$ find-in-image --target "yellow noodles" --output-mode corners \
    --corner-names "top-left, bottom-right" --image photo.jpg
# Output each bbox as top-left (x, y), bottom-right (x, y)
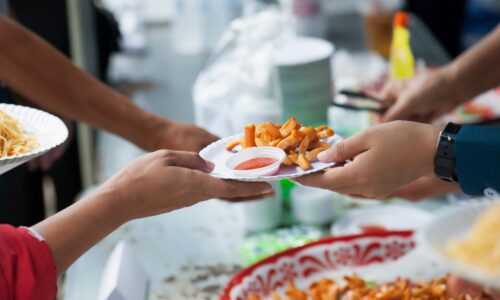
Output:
top-left (0, 108), bottom-right (37, 157)
top-left (446, 203), bottom-right (500, 276)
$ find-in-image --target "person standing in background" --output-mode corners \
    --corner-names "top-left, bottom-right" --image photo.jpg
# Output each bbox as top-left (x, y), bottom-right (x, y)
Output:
top-left (0, 3), bottom-right (218, 226)
top-left (406, 0), bottom-right (500, 57)
top-left (0, 0), bottom-right (123, 226)
top-left (0, 0), bottom-right (84, 227)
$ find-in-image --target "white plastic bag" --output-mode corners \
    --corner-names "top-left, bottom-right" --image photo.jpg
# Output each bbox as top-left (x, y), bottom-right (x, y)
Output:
top-left (193, 7), bottom-right (292, 137)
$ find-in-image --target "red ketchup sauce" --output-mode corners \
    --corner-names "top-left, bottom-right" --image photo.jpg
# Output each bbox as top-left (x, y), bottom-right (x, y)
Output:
top-left (234, 157), bottom-right (277, 171)
top-left (359, 225), bottom-right (388, 234)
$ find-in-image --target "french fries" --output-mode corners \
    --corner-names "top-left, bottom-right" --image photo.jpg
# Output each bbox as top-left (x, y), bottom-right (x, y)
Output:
top-left (306, 146), bottom-right (329, 161)
top-left (298, 126), bottom-right (316, 154)
top-left (280, 117), bottom-right (297, 137)
top-left (297, 153), bottom-right (311, 170)
top-left (226, 117), bottom-right (335, 170)
top-left (277, 130), bottom-right (301, 150)
top-left (317, 128), bottom-right (334, 139)
top-left (248, 274), bottom-right (482, 300)
top-left (225, 139), bottom-right (241, 151)
top-left (244, 124), bottom-right (257, 147)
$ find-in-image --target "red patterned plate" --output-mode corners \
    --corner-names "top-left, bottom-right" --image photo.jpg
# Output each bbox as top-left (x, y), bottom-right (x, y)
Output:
top-left (221, 231), bottom-right (415, 300)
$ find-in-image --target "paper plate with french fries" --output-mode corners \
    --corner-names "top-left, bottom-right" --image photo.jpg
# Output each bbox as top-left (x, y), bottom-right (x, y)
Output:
top-left (200, 117), bottom-right (341, 182)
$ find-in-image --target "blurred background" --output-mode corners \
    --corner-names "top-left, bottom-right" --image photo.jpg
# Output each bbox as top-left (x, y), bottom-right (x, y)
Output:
top-left (3, 0), bottom-right (500, 299)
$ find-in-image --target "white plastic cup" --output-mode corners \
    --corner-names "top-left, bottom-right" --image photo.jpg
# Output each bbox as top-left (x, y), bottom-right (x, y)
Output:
top-left (226, 147), bottom-right (286, 177)
top-left (291, 185), bottom-right (335, 225)
top-left (235, 182), bottom-right (282, 233)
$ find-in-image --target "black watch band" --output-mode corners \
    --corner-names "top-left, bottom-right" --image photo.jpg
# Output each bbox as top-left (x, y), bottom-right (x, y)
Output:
top-left (434, 122), bottom-right (462, 182)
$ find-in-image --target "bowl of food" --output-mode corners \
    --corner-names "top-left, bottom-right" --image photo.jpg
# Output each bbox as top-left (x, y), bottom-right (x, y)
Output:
top-left (222, 231), bottom-right (425, 300)
top-left (421, 200), bottom-right (500, 290)
top-left (0, 104), bottom-right (68, 175)
top-left (221, 229), bottom-right (488, 300)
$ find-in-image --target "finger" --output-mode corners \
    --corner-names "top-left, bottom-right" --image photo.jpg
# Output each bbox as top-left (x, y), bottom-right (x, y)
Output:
top-left (40, 156), bottom-right (52, 172)
top-left (198, 174), bottom-right (273, 199)
top-left (156, 150), bottom-right (214, 172)
top-left (381, 99), bottom-right (413, 122)
top-left (294, 167), bottom-right (357, 193)
top-left (27, 159), bottom-right (39, 172)
top-left (41, 151), bottom-right (58, 172)
top-left (377, 80), bottom-right (403, 102)
top-left (220, 190), bottom-right (275, 202)
top-left (317, 135), bottom-right (368, 163)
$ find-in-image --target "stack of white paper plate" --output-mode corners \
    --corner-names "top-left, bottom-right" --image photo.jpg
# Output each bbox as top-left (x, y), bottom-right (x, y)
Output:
top-left (0, 104), bottom-right (68, 175)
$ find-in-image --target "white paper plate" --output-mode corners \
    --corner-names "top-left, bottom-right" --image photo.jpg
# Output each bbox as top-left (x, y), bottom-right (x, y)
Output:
top-left (421, 200), bottom-right (500, 289)
top-left (199, 133), bottom-right (342, 182)
top-left (0, 104), bottom-right (68, 175)
top-left (331, 205), bottom-right (432, 236)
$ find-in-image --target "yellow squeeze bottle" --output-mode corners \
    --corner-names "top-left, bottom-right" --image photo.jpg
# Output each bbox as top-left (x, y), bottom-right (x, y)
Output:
top-left (390, 12), bottom-right (414, 80)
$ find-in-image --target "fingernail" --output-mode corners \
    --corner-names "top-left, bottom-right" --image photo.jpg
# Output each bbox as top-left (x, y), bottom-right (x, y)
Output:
top-left (317, 150), bottom-right (329, 162)
top-left (205, 160), bottom-right (215, 171)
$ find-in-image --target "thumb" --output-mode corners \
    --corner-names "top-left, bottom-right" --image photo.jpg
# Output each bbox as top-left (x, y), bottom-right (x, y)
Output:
top-left (155, 150), bottom-right (214, 173)
top-left (318, 135), bottom-right (367, 163)
top-left (198, 173), bottom-right (273, 199)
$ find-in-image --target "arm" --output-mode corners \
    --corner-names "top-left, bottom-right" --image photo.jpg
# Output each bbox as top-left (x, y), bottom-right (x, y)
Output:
top-left (381, 25), bottom-right (500, 122)
top-left (295, 121), bottom-right (500, 200)
top-left (32, 150), bottom-right (271, 274)
top-left (448, 25), bottom-right (500, 103)
top-left (0, 16), bottom-right (216, 152)
top-left (455, 125), bottom-right (500, 196)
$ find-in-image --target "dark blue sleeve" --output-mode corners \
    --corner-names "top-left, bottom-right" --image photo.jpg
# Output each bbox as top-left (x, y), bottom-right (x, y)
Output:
top-left (455, 125), bottom-right (500, 196)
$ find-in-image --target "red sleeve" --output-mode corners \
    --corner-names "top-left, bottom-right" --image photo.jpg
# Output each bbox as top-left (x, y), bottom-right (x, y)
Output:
top-left (0, 225), bottom-right (57, 300)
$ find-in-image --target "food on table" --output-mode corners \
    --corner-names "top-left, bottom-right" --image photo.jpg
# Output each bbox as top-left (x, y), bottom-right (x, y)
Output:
top-left (0, 109), bottom-right (37, 158)
top-left (226, 117), bottom-right (334, 170)
top-left (247, 274), bottom-right (487, 300)
top-left (445, 203), bottom-right (500, 277)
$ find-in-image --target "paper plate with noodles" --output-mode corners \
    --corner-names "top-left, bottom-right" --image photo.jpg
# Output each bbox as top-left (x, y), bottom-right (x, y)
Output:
top-left (421, 200), bottom-right (500, 290)
top-left (0, 103), bottom-right (68, 175)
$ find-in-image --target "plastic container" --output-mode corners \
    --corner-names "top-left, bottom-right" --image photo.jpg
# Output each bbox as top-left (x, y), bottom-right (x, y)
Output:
top-left (234, 182), bottom-right (282, 233)
top-left (291, 185), bottom-right (335, 225)
top-left (226, 147), bottom-right (286, 177)
top-left (358, 0), bottom-right (403, 59)
top-left (390, 12), bottom-right (415, 80)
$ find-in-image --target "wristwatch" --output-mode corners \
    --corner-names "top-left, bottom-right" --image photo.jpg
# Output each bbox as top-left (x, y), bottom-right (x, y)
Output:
top-left (434, 122), bottom-right (462, 182)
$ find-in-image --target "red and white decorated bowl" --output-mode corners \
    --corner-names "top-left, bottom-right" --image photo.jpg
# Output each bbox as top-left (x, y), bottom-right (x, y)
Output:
top-left (221, 231), bottom-right (417, 300)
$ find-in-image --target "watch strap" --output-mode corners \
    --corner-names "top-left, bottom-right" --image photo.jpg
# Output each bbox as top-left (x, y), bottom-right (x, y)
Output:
top-left (434, 122), bottom-right (462, 182)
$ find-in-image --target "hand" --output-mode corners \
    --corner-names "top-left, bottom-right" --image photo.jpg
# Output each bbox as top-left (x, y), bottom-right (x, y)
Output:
top-left (379, 69), bottom-right (463, 122)
top-left (96, 150), bottom-right (272, 221)
top-left (447, 275), bottom-right (500, 299)
top-left (154, 121), bottom-right (218, 152)
top-left (388, 173), bottom-right (460, 201)
top-left (295, 121), bottom-right (442, 199)
top-left (27, 118), bottom-right (73, 172)
top-left (33, 150), bottom-right (272, 275)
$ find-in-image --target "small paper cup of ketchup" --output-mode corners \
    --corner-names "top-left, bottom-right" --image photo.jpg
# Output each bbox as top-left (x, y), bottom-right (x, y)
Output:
top-left (226, 147), bottom-right (286, 177)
